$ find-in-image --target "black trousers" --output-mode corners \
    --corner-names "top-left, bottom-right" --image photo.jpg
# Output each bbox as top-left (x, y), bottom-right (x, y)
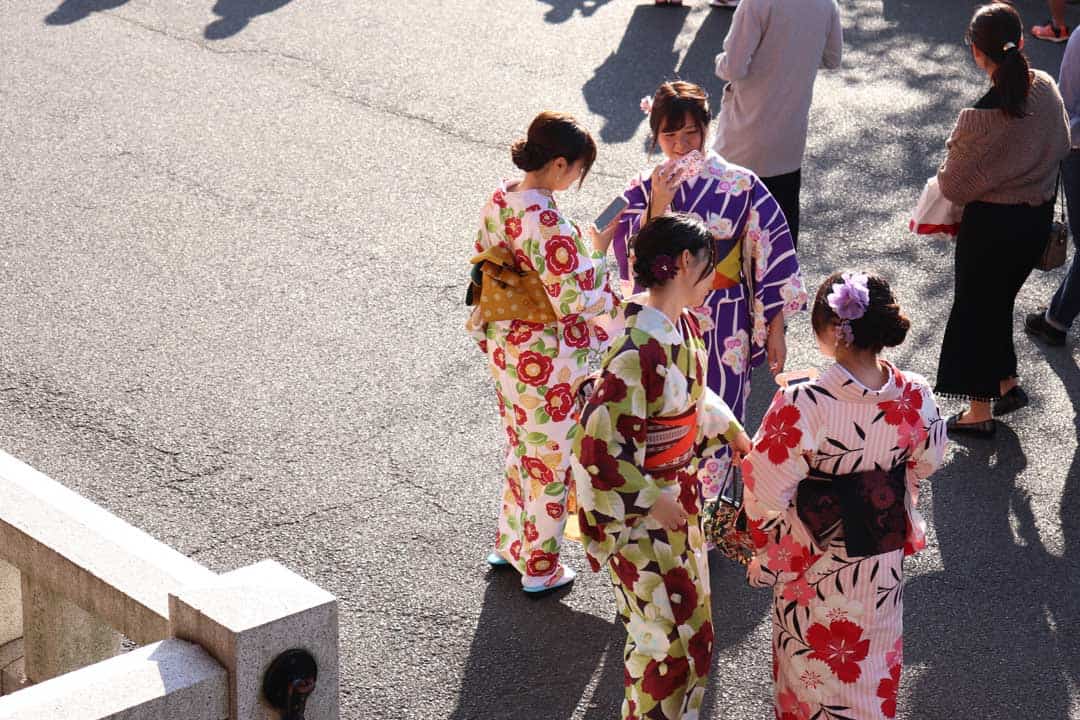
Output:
top-left (934, 199), bottom-right (1052, 401)
top-left (761, 169), bottom-right (801, 248)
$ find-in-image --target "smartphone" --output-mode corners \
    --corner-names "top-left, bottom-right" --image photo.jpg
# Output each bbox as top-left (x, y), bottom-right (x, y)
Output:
top-left (596, 196), bottom-right (629, 230)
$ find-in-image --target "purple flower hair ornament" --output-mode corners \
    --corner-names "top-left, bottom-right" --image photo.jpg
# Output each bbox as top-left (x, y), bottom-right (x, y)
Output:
top-left (827, 272), bottom-right (869, 346)
top-left (650, 254), bottom-right (678, 282)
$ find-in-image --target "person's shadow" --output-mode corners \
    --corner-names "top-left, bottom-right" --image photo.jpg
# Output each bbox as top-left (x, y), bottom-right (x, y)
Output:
top-left (904, 419), bottom-right (1075, 718)
top-left (536, 0), bottom-right (614, 24)
top-left (449, 570), bottom-right (624, 720)
top-left (582, 4), bottom-right (690, 143)
top-left (204, 0), bottom-right (295, 40)
top-left (44, 0), bottom-right (130, 25)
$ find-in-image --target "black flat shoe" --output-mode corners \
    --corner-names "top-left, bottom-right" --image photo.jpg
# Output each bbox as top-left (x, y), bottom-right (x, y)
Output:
top-left (946, 412), bottom-right (996, 436)
top-left (993, 386), bottom-right (1029, 417)
top-left (1025, 309), bottom-right (1066, 346)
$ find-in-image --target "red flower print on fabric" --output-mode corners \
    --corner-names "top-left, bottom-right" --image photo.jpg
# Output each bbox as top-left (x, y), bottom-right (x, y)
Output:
top-left (477, 339), bottom-right (488, 354)
top-left (513, 404), bottom-right (527, 426)
top-left (767, 535), bottom-right (812, 574)
top-left (662, 566), bottom-right (698, 625)
top-left (577, 268), bottom-right (596, 291)
top-left (546, 282), bottom-right (561, 299)
top-left (642, 657), bottom-right (690, 701)
top-left (544, 383), bottom-right (574, 422)
top-left (777, 689), bottom-right (813, 720)
top-left (517, 351), bottom-right (554, 387)
top-left (545, 235), bottom-right (580, 275)
top-left (562, 314), bottom-right (591, 349)
top-left (545, 502), bottom-right (564, 520)
top-left (782, 576), bottom-right (815, 607)
top-left (492, 189), bottom-right (507, 208)
top-left (579, 508), bottom-right (607, 543)
top-left (508, 473), bottom-right (523, 507)
top-left (525, 204), bottom-right (541, 212)
top-left (540, 210), bottom-right (559, 227)
top-left (592, 373), bottom-right (628, 405)
top-left (877, 663), bottom-right (901, 718)
top-left (756, 403), bottom-right (803, 464)
top-left (616, 415), bottom-right (646, 443)
top-left (747, 516), bottom-right (769, 550)
top-left (578, 437), bottom-right (624, 491)
top-left (509, 540), bottom-right (521, 559)
top-left (506, 319), bottom-right (545, 345)
top-left (807, 620), bottom-right (871, 683)
top-left (677, 477), bottom-right (698, 515)
top-left (878, 383), bottom-right (923, 426)
top-left (523, 520), bottom-right (539, 543)
top-left (522, 456), bottom-right (554, 485)
top-left (688, 620), bottom-right (713, 676)
top-left (514, 249), bottom-right (534, 271)
top-left (611, 554), bottom-right (639, 588)
top-left (638, 339), bottom-right (668, 403)
top-left (742, 457), bottom-right (757, 491)
top-left (493, 347), bottom-right (507, 370)
top-left (525, 549), bottom-right (558, 576)
top-left (505, 217), bottom-right (523, 240)
top-left (506, 425), bottom-right (519, 448)
top-left (594, 325), bottom-right (609, 343)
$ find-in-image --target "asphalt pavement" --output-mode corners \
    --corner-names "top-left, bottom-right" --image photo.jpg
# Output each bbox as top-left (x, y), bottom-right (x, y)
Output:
top-left (2, 1), bottom-right (1079, 718)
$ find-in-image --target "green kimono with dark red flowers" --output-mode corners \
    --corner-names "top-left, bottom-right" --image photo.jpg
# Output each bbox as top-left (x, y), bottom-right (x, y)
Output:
top-left (572, 302), bottom-right (743, 720)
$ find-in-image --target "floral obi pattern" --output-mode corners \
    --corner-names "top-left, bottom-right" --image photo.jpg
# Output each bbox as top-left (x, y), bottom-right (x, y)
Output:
top-left (795, 465), bottom-right (907, 558)
top-left (643, 408), bottom-right (698, 475)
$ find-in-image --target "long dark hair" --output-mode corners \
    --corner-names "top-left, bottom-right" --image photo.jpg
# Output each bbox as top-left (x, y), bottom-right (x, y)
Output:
top-left (967, 2), bottom-right (1030, 119)
top-left (510, 111), bottom-right (597, 187)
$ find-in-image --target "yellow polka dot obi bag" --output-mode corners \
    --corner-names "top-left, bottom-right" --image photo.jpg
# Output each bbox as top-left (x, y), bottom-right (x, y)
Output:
top-left (466, 245), bottom-right (557, 323)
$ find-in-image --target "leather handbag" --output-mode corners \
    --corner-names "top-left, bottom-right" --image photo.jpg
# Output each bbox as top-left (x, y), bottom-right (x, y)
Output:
top-left (1038, 176), bottom-right (1069, 272)
top-left (466, 245), bottom-right (557, 323)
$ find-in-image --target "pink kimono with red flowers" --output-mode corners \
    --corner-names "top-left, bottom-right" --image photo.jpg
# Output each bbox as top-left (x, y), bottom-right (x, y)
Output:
top-left (741, 362), bottom-right (946, 720)
top-left (469, 182), bottom-right (620, 586)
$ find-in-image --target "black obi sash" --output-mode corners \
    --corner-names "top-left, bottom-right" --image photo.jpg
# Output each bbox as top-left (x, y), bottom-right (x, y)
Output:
top-left (795, 464), bottom-right (908, 557)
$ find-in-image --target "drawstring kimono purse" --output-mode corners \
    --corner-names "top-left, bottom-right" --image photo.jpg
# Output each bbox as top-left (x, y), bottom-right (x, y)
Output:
top-left (466, 245), bottom-right (557, 323)
top-left (703, 462), bottom-right (754, 567)
top-left (1037, 176), bottom-right (1068, 272)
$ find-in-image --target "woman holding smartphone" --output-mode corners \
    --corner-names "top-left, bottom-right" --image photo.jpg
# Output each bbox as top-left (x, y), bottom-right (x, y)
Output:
top-left (613, 81), bottom-right (807, 499)
top-left (468, 111), bottom-right (621, 593)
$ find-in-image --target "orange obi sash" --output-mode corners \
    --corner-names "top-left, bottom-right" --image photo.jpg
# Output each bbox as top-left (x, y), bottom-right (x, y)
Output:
top-left (643, 408), bottom-right (698, 474)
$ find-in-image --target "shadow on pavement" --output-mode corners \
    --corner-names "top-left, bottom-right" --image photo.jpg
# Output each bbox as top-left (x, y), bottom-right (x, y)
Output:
top-left (204, 0), bottom-right (295, 40)
top-left (537, 0), bottom-right (614, 24)
top-left (583, 4), bottom-right (690, 143)
top-left (44, 0), bottom-right (130, 25)
top-left (449, 571), bottom-right (624, 720)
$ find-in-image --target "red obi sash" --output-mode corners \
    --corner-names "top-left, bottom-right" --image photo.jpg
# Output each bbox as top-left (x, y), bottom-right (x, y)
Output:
top-left (643, 408), bottom-right (698, 474)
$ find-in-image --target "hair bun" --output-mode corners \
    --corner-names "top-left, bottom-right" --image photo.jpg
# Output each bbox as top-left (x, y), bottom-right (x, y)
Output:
top-left (510, 139), bottom-right (552, 172)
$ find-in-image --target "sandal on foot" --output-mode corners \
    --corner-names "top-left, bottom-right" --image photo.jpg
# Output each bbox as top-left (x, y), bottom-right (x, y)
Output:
top-left (993, 386), bottom-right (1029, 417)
top-left (486, 551), bottom-right (510, 567)
top-left (522, 565), bottom-right (576, 594)
top-left (946, 412), bottom-right (996, 437)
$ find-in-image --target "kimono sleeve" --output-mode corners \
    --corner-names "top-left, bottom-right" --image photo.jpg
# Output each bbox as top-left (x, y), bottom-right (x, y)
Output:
top-left (902, 381), bottom-right (947, 555)
top-left (522, 211), bottom-right (620, 352)
top-left (612, 178), bottom-right (650, 285)
top-left (697, 387), bottom-right (745, 459)
top-left (574, 345), bottom-right (663, 568)
top-left (741, 389), bottom-right (818, 588)
top-left (745, 178), bottom-right (807, 360)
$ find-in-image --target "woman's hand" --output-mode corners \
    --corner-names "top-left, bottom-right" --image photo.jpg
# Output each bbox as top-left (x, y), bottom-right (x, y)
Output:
top-left (648, 492), bottom-right (688, 531)
top-left (766, 314), bottom-right (787, 376)
top-left (588, 213), bottom-right (622, 255)
top-left (647, 163), bottom-right (681, 221)
top-left (729, 431), bottom-right (752, 464)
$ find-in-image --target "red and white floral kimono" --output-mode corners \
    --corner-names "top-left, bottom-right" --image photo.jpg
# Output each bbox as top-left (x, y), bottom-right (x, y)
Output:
top-left (741, 362), bottom-right (946, 720)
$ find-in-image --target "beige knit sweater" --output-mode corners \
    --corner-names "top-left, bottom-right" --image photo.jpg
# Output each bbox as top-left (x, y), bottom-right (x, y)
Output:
top-left (938, 70), bottom-right (1071, 207)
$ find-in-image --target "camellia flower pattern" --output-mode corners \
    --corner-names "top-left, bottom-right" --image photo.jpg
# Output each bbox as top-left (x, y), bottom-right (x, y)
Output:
top-left (613, 152), bottom-right (806, 497)
top-left (572, 303), bottom-right (745, 720)
top-left (742, 361), bottom-right (946, 719)
top-left (470, 182), bottom-right (620, 584)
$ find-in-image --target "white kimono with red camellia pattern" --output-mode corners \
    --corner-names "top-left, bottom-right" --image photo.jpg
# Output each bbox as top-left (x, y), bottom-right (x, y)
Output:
top-left (741, 362), bottom-right (946, 720)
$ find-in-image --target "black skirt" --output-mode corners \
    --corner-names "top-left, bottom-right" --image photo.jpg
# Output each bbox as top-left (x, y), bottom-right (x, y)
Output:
top-left (935, 199), bottom-right (1052, 401)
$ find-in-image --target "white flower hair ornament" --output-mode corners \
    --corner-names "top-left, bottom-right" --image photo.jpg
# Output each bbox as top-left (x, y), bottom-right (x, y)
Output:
top-left (826, 272), bottom-right (870, 346)
top-left (640, 95), bottom-right (654, 116)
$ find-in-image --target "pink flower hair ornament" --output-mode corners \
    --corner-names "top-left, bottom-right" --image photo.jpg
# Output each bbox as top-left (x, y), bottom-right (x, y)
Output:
top-left (640, 95), bottom-right (654, 116)
top-left (827, 272), bottom-right (870, 346)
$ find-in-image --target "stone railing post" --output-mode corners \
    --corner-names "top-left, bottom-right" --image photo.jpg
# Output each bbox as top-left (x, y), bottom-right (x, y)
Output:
top-left (20, 576), bottom-right (120, 684)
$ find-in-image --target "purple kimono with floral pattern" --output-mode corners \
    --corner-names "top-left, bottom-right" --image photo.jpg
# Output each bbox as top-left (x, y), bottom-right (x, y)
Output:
top-left (614, 152), bottom-right (807, 496)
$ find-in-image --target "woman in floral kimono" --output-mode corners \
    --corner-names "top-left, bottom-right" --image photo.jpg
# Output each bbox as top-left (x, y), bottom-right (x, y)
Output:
top-left (614, 81), bottom-right (807, 498)
top-left (574, 214), bottom-right (752, 719)
top-left (469, 111), bottom-right (621, 593)
top-left (741, 272), bottom-right (947, 719)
